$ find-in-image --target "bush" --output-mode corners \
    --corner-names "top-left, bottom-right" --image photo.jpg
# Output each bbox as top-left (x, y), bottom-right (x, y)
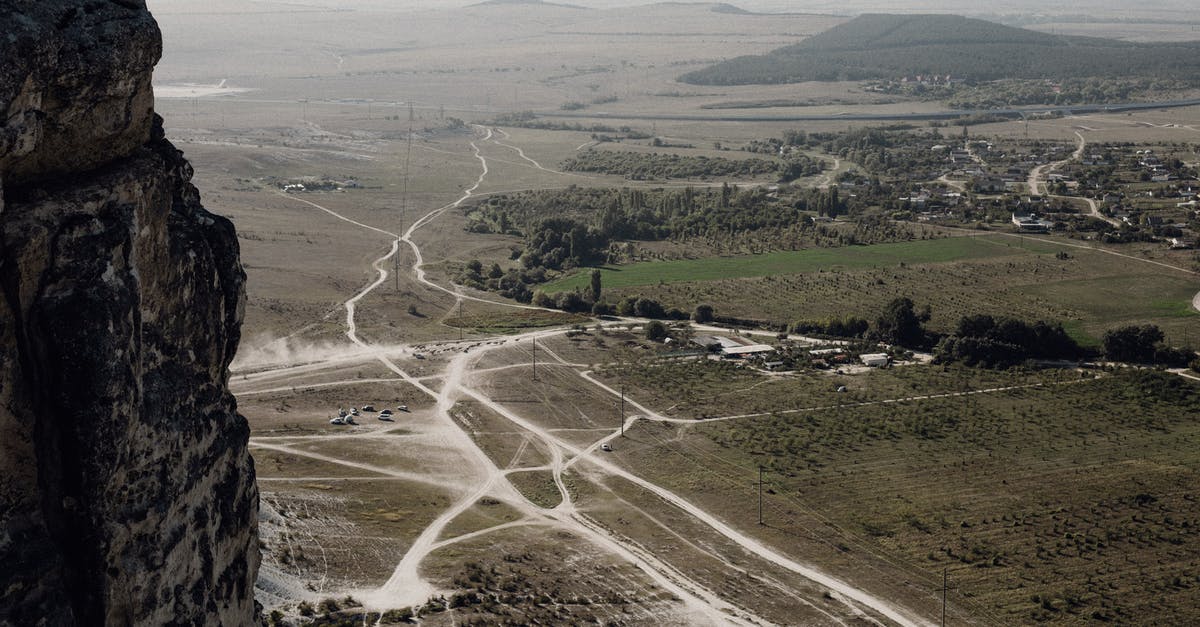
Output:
top-left (380, 607), bottom-right (414, 623)
top-left (692, 303), bottom-right (715, 323)
top-left (555, 290), bottom-right (588, 312)
top-left (633, 297), bottom-right (665, 319)
top-left (645, 320), bottom-right (668, 341)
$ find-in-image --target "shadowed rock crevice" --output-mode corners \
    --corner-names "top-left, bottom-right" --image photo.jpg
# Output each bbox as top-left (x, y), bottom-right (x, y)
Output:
top-left (0, 1), bottom-right (259, 625)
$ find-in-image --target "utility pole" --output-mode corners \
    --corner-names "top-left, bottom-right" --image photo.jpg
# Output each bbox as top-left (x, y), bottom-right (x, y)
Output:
top-left (458, 300), bottom-right (464, 341)
top-left (399, 102), bottom-right (413, 293)
top-left (620, 384), bottom-right (626, 436)
top-left (941, 568), bottom-right (947, 627)
top-left (757, 465), bottom-right (764, 525)
top-left (531, 337), bottom-right (538, 381)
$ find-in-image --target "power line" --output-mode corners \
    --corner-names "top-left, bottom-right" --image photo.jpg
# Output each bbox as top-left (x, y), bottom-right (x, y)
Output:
top-left (398, 102), bottom-right (414, 293)
top-left (757, 465), bottom-right (765, 525)
top-left (620, 384), bottom-right (626, 436)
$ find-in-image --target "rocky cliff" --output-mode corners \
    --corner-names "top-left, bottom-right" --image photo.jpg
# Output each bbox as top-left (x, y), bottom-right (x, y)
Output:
top-left (0, 1), bottom-right (259, 625)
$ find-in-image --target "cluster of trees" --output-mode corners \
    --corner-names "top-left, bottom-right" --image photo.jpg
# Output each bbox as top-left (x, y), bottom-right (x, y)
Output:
top-left (771, 127), bottom-right (952, 183)
top-left (530, 287), bottom-right (687, 320)
top-left (455, 259), bottom-right (543, 304)
top-left (1103, 325), bottom-right (1194, 367)
top-left (560, 149), bottom-right (823, 182)
top-left (790, 316), bottom-right (871, 338)
top-left (470, 185), bottom-right (802, 260)
top-left (490, 113), bottom-right (648, 136)
top-left (680, 14), bottom-right (1200, 86)
top-left (874, 297), bottom-right (936, 349)
top-left (934, 315), bottom-right (1081, 368)
top-left (946, 78), bottom-right (1194, 109)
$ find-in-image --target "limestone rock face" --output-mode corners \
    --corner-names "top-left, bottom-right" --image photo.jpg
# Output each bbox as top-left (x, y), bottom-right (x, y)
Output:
top-left (0, 2), bottom-right (259, 625)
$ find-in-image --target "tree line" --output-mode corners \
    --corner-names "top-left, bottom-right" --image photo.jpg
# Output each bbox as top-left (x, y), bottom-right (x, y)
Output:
top-left (560, 149), bottom-right (823, 182)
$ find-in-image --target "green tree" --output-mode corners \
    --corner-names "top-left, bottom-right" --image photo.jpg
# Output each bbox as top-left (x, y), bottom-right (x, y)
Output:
top-left (634, 297), bottom-right (665, 319)
top-left (589, 269), bottom-right (603, 303)
top-left (1103, 324), bottom-right (1164, 363)
top-left (876, 297), bottom-right (928, 348)
top-left (692, 303), bottom-right (715, 323)
top-left (645, 320), bottom-right (668, 341)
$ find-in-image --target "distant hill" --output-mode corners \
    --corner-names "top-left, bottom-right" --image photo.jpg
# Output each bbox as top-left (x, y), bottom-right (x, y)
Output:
top-left (680, 14), bottom-right (1200, 85)
top-left (469, 0), bottom-right (585, 9)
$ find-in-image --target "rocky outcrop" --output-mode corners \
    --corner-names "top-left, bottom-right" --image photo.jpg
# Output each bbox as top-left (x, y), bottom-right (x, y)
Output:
top-left (0, 2), bottom-right (259, 625)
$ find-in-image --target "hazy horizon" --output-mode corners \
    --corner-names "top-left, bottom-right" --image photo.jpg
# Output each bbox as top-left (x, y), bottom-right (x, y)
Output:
top-left (147, 0), bottom-right (1197, 19)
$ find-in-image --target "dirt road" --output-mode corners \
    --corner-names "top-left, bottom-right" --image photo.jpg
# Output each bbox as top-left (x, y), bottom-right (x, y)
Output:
top-left (245, 127), bottom-right (938, 625)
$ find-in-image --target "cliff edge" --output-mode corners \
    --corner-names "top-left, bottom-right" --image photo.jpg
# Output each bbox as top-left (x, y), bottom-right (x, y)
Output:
top-left (0, 1), bottom-right (259, 625)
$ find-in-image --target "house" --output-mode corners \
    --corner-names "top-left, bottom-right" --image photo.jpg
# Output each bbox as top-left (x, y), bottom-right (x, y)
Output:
top-left (860, 353), bottom-right (890, 367)
top-left (974, 176), bottom-right (1005, 193)
top-left (722, 344), bottom-right (776, 358)
top-left (1012, 213), bottom-right (1053, 232)
top-left (692, 335), bottom-right (774, 358)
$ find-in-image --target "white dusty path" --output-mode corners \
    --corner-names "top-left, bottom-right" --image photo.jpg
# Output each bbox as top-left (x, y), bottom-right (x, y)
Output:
top-left (1024, 131), bottom-right (1121, 227)
top-left (264, 129), bottom-right (773, 624)
top-left (251, 128), bottom-right (941, 625)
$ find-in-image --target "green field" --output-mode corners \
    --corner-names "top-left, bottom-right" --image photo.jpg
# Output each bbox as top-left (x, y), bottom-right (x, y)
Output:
top-left (544, 235), bottom-right (1042, 293)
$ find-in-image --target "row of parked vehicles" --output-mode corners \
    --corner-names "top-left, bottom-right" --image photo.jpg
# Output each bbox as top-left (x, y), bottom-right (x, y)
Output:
top-left (329, 403), bottom-right (409, 426)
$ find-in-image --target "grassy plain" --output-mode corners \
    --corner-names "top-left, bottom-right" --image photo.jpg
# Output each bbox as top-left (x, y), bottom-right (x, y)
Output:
top-left (567, 236), bottom-right (1197, 346)
top-left (545, 234), bottom-right (1043, 292)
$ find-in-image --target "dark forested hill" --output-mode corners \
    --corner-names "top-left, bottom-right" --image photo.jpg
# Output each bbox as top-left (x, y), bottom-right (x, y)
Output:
top-left (680, 14), bottom-right (1200, 85)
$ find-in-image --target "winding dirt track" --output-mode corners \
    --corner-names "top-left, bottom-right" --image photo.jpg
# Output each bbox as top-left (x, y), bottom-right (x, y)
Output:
top-left (253, 127), bottom-right (937, 626)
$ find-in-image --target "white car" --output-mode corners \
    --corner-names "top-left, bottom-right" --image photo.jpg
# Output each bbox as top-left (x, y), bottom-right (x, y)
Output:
top-left (362, 404), bottom-right (376, 412)
top-left (329, 417), bottom-right (345, 425)
top-left (397, 405), bottom-right (409, 412)
top-left (379, 409), bottom-right (393, 417)
top-left (600, 443), bottom-right (613, 452)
